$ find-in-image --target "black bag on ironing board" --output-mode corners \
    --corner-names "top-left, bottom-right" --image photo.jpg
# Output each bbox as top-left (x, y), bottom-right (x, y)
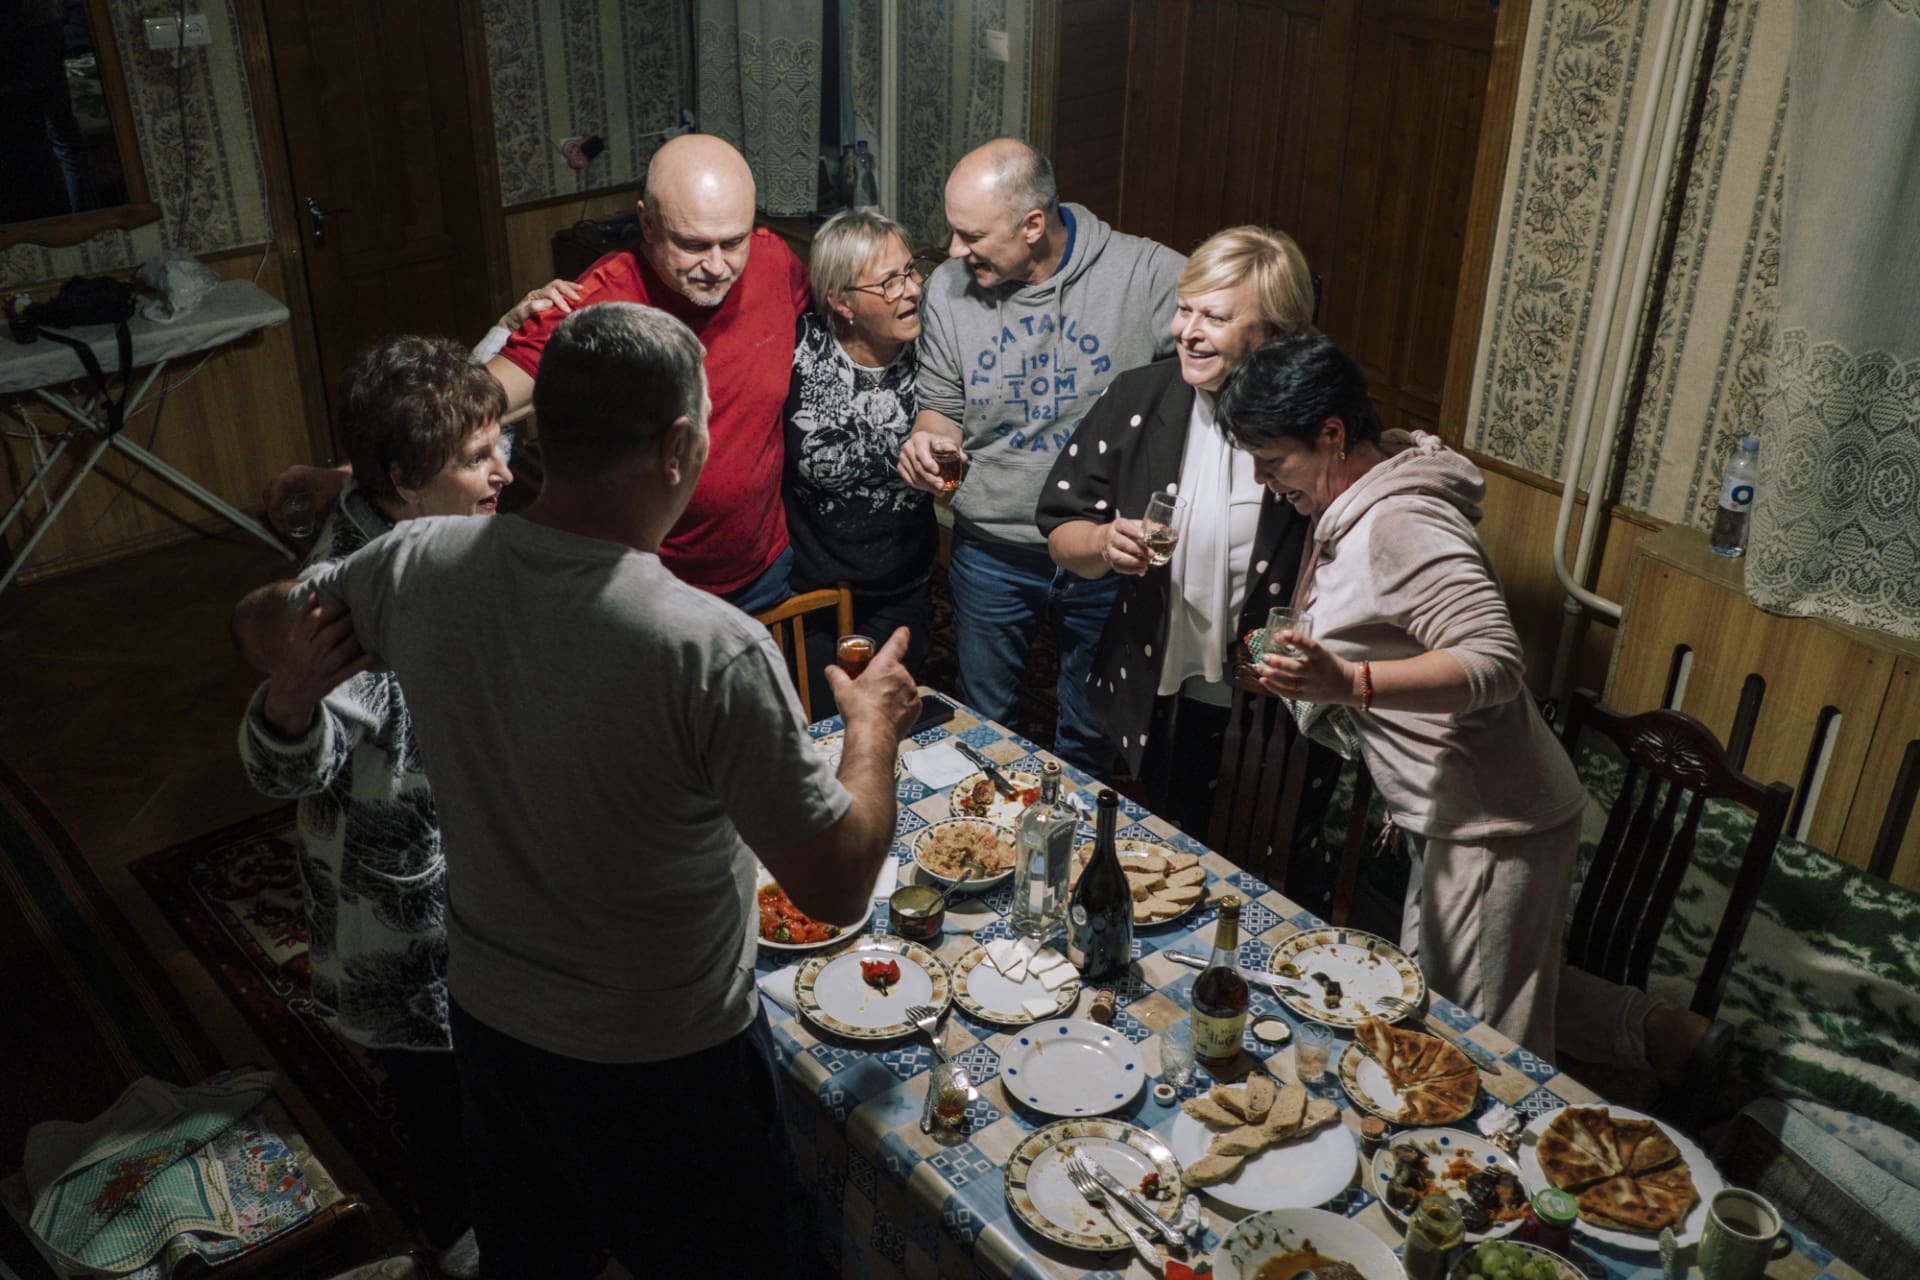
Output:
top-left (22, 277), bottom-right (139, 435)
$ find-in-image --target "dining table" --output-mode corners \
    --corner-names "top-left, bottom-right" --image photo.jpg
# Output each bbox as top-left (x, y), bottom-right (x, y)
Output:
top-left (754, 695), bottom-right (1868, 1280)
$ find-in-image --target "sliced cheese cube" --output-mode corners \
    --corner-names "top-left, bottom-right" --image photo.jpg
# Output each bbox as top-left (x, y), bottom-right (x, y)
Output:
top-left (1022, 995), bottom-right (1060, 1019)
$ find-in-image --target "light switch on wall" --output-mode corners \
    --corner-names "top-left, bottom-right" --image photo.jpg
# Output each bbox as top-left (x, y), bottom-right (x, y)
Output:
top-left (144, 14), bottom-right (214, 50)
top-left (983, 28), bottom-right (1009, 62)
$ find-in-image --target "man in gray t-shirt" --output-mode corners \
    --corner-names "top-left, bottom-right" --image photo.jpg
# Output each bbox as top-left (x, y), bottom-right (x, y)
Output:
top-left (238, 303), bottom-right (918, 1277)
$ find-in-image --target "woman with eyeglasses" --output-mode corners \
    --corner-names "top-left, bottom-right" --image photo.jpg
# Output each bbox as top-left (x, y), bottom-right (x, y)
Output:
top-left (782, 208), bottom-right (937, 713)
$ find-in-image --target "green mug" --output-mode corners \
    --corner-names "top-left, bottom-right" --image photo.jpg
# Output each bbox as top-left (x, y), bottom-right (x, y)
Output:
top-left (1698, 1188), bottom-right (1792, 1280)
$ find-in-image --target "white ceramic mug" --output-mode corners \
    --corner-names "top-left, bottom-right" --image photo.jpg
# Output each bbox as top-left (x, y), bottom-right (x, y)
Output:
top-left (1698, 1188), bottom-right (1792, 1280)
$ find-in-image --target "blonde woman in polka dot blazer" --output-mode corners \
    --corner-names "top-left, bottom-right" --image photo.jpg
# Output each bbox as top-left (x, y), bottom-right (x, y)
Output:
top-left (1037, 227), bottom-right (1341, 845)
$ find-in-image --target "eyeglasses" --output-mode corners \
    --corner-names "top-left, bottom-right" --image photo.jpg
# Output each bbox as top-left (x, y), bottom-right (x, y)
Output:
top-left (846, 256), bottom-right (935, 303)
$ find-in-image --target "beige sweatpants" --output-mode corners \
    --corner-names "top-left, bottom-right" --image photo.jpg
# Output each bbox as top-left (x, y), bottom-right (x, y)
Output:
top-left (1400, 814), bottom-right (1657, 1066)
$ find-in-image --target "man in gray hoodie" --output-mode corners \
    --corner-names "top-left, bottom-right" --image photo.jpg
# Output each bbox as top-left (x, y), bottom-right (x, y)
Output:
top-left (899, 139), bottom-right (1184, 774)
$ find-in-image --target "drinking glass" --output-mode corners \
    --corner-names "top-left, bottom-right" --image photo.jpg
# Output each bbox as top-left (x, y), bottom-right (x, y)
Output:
top-left (1295, 1021), bottom-right (1335, 1084)
top-left (1142, 491), bottom-right (1185, 567)
top-left (924, 1059), bottom-right (974, 1131)
top-left (1699, 1189), bottom-right (1792, 1279)
top-left (1159, 1018), bottom-right (1196, 1087)
top-left (1265, 607), bottom-right (1313, 659)
top-left (837, 634), bottom-right (876, 678)
top-left (930, 440), bottom-right (966, 493)
top-left (278, 487), bottom-right (317, 541)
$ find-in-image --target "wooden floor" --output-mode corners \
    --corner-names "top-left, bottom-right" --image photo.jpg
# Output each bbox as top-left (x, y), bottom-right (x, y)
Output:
top-left (0, 528), bottom-right (411, 1248)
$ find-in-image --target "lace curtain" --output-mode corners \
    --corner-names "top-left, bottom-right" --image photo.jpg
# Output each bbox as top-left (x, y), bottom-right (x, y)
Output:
top-left (1749, 1), bottom-right (1920, 638)
top-left (695, 0), bottom-right (823, 217)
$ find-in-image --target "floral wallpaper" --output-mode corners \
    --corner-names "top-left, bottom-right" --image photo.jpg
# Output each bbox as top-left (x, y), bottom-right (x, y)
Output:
top-left (1463, 0), bottom-right (1791, 531)
top-left (696, 0), bottom-right (823, 217)
top-left (481, 0), bottom-right (686, 208)
top-left (0, 0), bottom-right (271, 288)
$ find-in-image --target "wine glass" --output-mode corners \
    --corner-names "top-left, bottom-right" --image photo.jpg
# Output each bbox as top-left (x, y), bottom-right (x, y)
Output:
top-left (1142, 491), bottom-right (1185, 567)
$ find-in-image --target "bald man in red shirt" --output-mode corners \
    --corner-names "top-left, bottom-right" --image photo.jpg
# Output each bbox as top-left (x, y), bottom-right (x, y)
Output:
top-left (489, 135), bottom-right (809, 608)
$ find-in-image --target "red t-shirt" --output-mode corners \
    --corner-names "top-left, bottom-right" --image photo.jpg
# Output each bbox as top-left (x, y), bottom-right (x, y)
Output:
top-left (501, 228), bottom-right (809, 595)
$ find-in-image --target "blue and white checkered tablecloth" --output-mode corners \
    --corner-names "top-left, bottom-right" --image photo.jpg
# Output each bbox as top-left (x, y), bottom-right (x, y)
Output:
top-left (759, 703), bottom-right (1865, 1280)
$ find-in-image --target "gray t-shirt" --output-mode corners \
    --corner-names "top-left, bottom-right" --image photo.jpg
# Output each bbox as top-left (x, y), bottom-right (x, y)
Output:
top-left (308, 514), bottom-right (850, 1063)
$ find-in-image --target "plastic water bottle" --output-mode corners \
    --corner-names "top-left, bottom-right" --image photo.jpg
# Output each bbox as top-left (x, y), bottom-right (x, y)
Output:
top-left (1708, 435), bottom-right (1760, 557)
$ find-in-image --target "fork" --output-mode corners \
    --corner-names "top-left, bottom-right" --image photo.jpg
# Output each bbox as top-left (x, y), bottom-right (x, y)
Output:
top-left (905, 1004), bottom-right (946, 1064)
top-left (1063, 1155), bottom-right (1162, 1271)
top-left (1070, 1152), bottom-right (1187, 1250)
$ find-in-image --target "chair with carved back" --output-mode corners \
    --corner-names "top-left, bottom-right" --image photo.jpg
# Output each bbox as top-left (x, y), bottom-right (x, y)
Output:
top-left (1209, 682), bottom-right (1375, 925)
top-left (754, 586), bottom-right (855, 721)
top-left (1560, 687), bottom-right (1793, 1020)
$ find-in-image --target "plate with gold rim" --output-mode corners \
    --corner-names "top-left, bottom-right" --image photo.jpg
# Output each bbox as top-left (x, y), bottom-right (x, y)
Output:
top-left (1004, 1118), bottom-right (1184, 1252)
top-left (793, 936), bottom-right (949, 1040)
top-left (1265, 926), bottom-right (1425, 1028)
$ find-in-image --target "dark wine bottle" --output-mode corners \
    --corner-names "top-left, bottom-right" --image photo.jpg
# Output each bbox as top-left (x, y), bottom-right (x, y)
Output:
top-left (1066, 788), bottom-right (1133, 982)
top-left (1190, 894), bottom-right (1249, 1067)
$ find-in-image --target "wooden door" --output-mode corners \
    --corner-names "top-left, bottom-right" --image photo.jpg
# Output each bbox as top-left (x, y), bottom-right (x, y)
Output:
top-left (1048, 0), bottom-right (1497, 437)
top-left (264, 0), bottom-right (499, 409)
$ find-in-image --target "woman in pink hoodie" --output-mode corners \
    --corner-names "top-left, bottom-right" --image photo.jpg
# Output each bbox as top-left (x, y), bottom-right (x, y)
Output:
top-left (1217, 334), bottom-right (1725, 1115)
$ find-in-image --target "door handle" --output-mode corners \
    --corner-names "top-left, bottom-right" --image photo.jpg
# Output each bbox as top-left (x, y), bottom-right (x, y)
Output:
top-left (305, 196), bottom-right (352, 248)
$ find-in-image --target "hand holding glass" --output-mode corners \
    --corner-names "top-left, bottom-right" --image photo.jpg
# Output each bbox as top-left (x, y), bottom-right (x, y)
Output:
top-left (930, 440), bottom-right (966, 492)
top-left (278, 487), bottom-right (317, 540)
top-left (837, 634), bottom-right (876, 677)
top-left (1265, 607), bottom-right (1313, 659)
top-left (1142, 491), bottom-right (1185, 567)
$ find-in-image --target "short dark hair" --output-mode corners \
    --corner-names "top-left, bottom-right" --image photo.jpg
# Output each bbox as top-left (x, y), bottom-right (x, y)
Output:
top-left (338, 335), bottom-right (506, 506)
top-left (532, 303), bottom-right (707, 474)
top-left (1217, 333), bottom-right (1383, 452)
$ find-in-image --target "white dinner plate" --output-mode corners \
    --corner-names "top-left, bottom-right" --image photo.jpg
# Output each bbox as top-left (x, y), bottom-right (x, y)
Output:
top-left (1170, 1109), bottom-right (1357, 1213)
top-left (1337, 1036), bottom-right (1479, 1126)
top-left (1001, 1019), bottom-right (1147, 1116)
top-left (951, 943), bottom-right (1080, 1025)
top-left (793, 936), bottom-right (950, 1040)
top-left (948, 768), bottom-right (1042, 824)
top-left (1213, 1206), bottom-right (1402, 1280)
top-left (753, 866), bottom-right (872, 953)
top-left (1515, 1104), bottom-right (1725, 1251)
top-left (1005, 1118), bottom-right (1184, 1252)
top-left (909, 818), bottom-right (1016, 891)
top-left (1266, 926), bottom-right (1426, 1027)
top-left (1369, 1128), bottom-right (1527, 1240)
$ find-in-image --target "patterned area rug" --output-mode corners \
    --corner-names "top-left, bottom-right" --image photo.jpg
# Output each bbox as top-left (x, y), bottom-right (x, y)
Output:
top-left (128, 811), bottom-right (414, 1212)
top-left (1576, 741), bottom-right (1920, 1140)
top-left (0, 762), bottom-right (217, 1163)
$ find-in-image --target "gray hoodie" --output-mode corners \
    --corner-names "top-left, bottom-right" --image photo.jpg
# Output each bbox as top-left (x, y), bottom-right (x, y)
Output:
top-left (915, 203), bottom-right (1184, 547)
top-left (1307, 432), bottom-right (1585, 840)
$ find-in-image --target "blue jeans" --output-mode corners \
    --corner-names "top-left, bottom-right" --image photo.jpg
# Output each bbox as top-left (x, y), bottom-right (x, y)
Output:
top-left (723, 543), bottom-right (794, 615)
top-left (947, 530), bottom-right (1119, 777)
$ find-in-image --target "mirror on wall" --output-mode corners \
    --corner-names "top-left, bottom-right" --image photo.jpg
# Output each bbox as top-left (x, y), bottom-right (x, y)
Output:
top-left (0, 0), bottom-right (161, 250)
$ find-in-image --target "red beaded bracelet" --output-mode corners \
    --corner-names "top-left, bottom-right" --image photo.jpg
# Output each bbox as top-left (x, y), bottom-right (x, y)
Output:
top-left (1359, 659), bottom-right (1374, 711)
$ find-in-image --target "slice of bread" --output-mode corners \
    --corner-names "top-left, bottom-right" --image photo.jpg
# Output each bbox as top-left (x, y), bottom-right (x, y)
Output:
top-left (1182, 1150), bottom-right (1246, 1187)
top-left (1180, 1095), bottom-right (1242, 1128)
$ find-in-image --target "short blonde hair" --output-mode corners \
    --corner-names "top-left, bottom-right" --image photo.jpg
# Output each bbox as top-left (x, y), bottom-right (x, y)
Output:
top-left (809, 208), bottom-right (913, 318)
top-left (1178, 226), bottom-right (1316, 336)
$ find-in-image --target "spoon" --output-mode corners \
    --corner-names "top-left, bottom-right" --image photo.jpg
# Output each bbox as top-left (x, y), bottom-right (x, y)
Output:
top-left (927, 864), bottom-right (978, 912)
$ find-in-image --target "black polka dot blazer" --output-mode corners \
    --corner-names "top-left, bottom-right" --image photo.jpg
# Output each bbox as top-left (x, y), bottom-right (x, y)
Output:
top-left (1035, 358), bottom-right (1313, 772)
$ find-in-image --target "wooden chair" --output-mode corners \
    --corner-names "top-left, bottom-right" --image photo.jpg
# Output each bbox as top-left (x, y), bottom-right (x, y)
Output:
top-left (1209, 682), bottom-right (1375, 925)
top-left (753, 585), bottom-right (855, 721)
top-left (1560, 687), bottom-right (1793, 1020)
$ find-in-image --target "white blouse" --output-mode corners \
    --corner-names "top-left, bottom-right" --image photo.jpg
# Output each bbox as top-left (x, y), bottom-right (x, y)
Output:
top-left (1155, 391), bottom-right (1266, 705)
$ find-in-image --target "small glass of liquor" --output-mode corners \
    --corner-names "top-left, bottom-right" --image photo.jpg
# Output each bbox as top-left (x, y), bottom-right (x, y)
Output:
top-left (930, 440), bottom-right (967, 492)
top-left (922, 1058), bottom-right (973, 1132)
top-left (1263, 606), bottom-right (1313, 659)
top-left (1294, 1020), bottom-right (1335, 1084)
top-left (836, 633), bottom-right (876, 677)
top-left (1141, 490), bottom-right (1185, 566)
top-left (277, 485), bottom-right (318, 541)
top-left (1158, 1016), bottom-right (1196, 1087)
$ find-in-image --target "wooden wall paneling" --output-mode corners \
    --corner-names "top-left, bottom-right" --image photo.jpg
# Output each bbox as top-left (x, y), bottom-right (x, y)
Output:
top-left (457, 0), bottom-right (513, 319)
top-left (1840, 658), bottom-right (1920, 891)
top-left (1439, 0), bottom-right (1529, 443)
top-left (501, 190), bottom-right (643, 300)
top-left (1042, 0), bottom-right (1131, 222)
top-left (0, 251), bottom-right (313, 581)
top-left (1606, 529), bottom-right (1892, 859)
top-left (1118, 0), bottom-right (1193, 246)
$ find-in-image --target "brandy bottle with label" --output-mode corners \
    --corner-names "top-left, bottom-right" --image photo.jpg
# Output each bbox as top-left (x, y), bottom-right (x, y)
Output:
top-left (1189, 895), bottom-right (1249, 1068)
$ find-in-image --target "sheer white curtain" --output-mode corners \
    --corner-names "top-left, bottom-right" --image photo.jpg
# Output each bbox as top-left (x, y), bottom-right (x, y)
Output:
top-left (695, 0), bottom-right (824, 216)
top-left (1750, 0), bottom-right (1920, 637)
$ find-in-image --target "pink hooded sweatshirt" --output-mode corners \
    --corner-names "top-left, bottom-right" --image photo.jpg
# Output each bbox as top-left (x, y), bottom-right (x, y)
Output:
top-left (1302, 432), bottom-right (1585, 841)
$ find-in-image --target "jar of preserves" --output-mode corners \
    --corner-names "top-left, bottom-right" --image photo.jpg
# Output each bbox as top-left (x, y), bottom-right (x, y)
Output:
top-left (1400, 1193), bottom-right (1464, 1280)
top-left (1522, 1186), bottom-right (1578, 1256)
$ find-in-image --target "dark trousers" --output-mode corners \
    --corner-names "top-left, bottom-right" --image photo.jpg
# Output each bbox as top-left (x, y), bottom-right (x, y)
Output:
top-left (371, 1047), bottom-right (472, 1250)
top-left (797, 578), bottom-right (933, 720)
top-left (1137, 695), bottom-right (1233, 839)
top-left (449, 1000), bottom-right (820, 1280)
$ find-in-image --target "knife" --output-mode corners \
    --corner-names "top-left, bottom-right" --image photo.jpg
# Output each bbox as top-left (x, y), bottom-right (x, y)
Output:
top-left (1164, 949), bottom-right (1316, 1000)
top-left (954, 740), bottom-right (1018, 798)
top-left (1081, 1155), bottom-right (1187, 1250)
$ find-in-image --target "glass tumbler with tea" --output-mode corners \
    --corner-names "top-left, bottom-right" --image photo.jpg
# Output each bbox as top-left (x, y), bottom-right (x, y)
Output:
top-left (836, 633), bottom-right (876, 677)
top-left (1264, 607), bottom-right (1313, 658)
top-left (1141, 490), bottom-right (1186, 566)
top-left (930, 440), bottom-right (967, 493)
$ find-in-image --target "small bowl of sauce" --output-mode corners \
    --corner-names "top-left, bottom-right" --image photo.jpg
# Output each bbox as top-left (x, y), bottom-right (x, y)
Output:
top-left (889, 884), bottom-right (945, 942)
